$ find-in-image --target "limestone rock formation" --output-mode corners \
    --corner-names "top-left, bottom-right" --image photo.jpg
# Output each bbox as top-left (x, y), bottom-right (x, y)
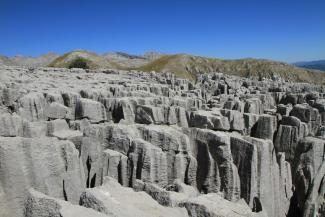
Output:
top-left (0, 65), bottom-right (324, 217)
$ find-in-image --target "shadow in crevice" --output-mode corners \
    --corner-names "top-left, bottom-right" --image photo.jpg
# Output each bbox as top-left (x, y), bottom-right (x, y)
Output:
top-left (287, 191), bottom-right (302, 217)
top-left (90, 173), bottom-right (96, 188)
top-left (62, 180), bottom-right (68, 201)
top-left (252, 197), bottom-right (262, 212)
top-left (86, 156), bottom-right (92, 188)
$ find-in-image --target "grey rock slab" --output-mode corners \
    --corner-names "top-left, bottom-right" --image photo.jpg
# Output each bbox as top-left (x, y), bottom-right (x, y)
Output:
top-left (75, 98), bottom-right (107, 123)
top-left (24, 189), bottom-right (109, 217)
top-left (180, 193), bottom-right (268, 217)
top-left (79, 176), bottom-right (188, 217)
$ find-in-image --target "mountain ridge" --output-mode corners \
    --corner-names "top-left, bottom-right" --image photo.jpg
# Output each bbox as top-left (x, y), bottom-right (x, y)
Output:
top-left (293, 59), bottom-right (325, 71)
top-left (1, 50), bottom-right (324, 84)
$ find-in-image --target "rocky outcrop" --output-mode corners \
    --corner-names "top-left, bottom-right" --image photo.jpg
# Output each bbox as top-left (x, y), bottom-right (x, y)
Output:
top-left (75, 98), bottom-right (107, 123)
top-left (1, 65), bottom-right (325, 217)
top-left (292, 137), bottom-right (325, 212)
top-left (0, 137), bottom-right (85, 217)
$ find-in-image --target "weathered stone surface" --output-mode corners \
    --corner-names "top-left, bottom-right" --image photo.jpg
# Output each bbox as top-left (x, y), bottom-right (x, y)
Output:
top-left (253, 114), bottom-right (277, 140)
top-left (188, 128), bottom-right (241, 200)
top-left (229, 135), bottom-right (292, 217)
top-left (133, 179), bottom-right (198, 207)
top-left (0, 113), bottom-right (24, 137)
top-left (292, 137), bottom-right (325, 211)
top-left (102, 149), bottom-right (129, 186)
top-left (135, 105), bottom-right (164, 124)
top-left (277, 104), bottom-right (292, 116)
top-left (274, 116), bottom-right (309, 162)
top-left (75, 98), bottom-right (107, 123)
top-left (24, 189), bottom-right (107, 217)
top-left (46, 102), bottom-right (72, 120)
top-left (180, 193), bottom-right (268, 217)
top-left (79, 177), bottom-right (188, 217)
top-left (23, 120), bottom-right (48, 138)
top-left (18, 92), bottom-right (48, 121)
top-left (0, 137), bottom-right (85, 217)
top-left (128, 138), bottom-right (168, 186)
top-left (221, 109), bottom-right (245, 132)
top-left (302, 161), bottom-right (325, 217)
top-left (189, 110), bottom-right (230, 131)
top-left (244, 98), bottom-right (263, 114)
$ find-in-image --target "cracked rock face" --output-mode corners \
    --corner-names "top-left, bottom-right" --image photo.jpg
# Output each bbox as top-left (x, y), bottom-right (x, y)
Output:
top-left (0, 65), bottom-right (325, 217)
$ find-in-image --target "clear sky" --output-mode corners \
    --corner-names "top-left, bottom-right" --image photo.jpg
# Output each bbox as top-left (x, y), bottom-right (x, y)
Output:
top-left (0, 0), bottom-right (324, 62)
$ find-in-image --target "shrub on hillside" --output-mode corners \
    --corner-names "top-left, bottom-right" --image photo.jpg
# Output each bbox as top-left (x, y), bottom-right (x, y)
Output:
top-left (68, 57), bottom-right (89, 69)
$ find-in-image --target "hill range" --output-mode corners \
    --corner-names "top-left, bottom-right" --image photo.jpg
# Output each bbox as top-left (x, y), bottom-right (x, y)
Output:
top-left (1, 50), bottom-right (324, 84)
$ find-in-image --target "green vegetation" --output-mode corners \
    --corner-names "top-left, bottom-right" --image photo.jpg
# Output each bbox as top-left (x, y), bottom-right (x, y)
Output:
top-left (68, 57), bottom-right (89, 69)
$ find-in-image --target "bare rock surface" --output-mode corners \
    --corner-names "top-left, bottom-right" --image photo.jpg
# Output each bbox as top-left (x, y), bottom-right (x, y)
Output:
top-left (24, 189), bottom-right (108, 217)
top-left (0, 65), bottom-right (325, 217)
top-left (79, 177), bottom-right (188, 217)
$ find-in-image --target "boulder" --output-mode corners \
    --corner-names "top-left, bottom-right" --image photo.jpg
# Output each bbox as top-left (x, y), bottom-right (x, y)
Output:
top-left (46, 102), bottom-right (72, 120)
top-left (189, 110), bottom-right (230, 131)
top-left (244, 98), bottom-right (263, 114)
top-left (75, 98), bottom-right (107, 123)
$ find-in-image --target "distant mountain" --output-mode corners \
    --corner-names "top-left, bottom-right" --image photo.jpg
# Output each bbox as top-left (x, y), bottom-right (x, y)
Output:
top-left (49, 50), bottom-right (163, 69)
top-left (1, 50), bottom-right (325, 84)
top-left (0, 56), bottom-right (14, 66)
top-left (48, 51), bottom-right (325, 84)
top-left (138, 54), bottom-right (325, 84)
top-left (0, 52), bottom-right (59, 67)
top-left (293, 59), bottom-right (325, 71)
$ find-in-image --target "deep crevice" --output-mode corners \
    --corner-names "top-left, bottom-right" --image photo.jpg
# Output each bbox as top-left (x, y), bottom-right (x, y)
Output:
top-left (86, 156), bottom-right (92, 188)
top-left (287, 191), bottom-right (302, 217)
top-left (112, 104), bottom-right (124, 123)
top-left (63, 180), bottom-right (68, 201)
top-left (252, 197), bottom-right (262, 212)
top-left (90, 173), bottom-right (96, 188)
top-left (118, 161), bottom-right (123, 184)
top-left (196, 142), bottom-right (210, 194)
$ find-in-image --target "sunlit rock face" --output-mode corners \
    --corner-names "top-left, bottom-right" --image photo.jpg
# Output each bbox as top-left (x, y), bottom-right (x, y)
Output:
top-left (0, 65), bottom-right (324, 217)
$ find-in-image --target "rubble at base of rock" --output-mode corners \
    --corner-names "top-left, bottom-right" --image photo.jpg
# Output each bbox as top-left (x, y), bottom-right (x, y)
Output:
top-left (0, 65), bottom-right (324, 217)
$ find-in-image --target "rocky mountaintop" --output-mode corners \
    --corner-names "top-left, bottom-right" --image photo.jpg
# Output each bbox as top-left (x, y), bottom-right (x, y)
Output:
top-left (0, 65), bottom-right (324, 217)
top-left (0, 52), bottom-right (59, 67)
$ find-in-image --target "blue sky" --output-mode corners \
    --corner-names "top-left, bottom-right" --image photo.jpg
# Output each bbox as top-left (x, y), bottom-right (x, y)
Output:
top-left (0, 0), bottom-right (324, 62)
